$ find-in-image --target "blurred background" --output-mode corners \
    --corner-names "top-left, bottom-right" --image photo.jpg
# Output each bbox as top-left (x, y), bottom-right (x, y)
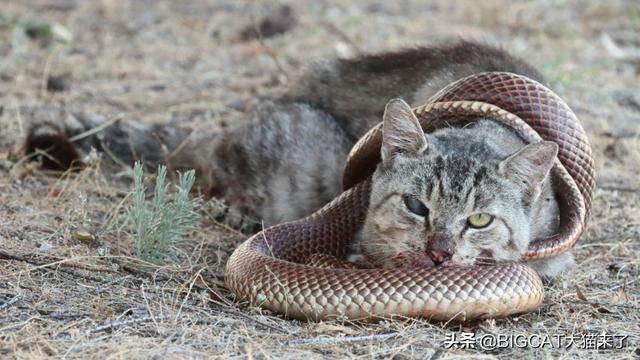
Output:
top-left (1, 1), bottom-right (638, 150)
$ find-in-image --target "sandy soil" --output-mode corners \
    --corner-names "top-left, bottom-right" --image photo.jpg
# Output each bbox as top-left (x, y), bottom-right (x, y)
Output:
top-left (0, 0), bottom-right (639, 359)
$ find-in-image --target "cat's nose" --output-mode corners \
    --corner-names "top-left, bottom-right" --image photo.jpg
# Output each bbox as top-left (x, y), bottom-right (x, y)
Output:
top-left (426, 232), bottom-right (452, 254)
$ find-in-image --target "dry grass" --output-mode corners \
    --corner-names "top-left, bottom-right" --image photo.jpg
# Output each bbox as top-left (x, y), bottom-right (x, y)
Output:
top-left (1, 0), bottom-right (639, 358)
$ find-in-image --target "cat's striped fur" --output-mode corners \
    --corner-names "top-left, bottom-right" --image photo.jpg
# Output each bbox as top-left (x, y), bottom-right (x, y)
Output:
top-left (24, 41), bottom-right (572, 277)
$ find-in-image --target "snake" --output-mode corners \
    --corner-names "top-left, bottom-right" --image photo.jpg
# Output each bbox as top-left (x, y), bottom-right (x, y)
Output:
top-left (224, 72), bottom-right (595, 321)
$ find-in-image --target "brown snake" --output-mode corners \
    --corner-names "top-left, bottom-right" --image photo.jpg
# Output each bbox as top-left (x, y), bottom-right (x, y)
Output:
top-left (224, 72), bottom-right (595, 321)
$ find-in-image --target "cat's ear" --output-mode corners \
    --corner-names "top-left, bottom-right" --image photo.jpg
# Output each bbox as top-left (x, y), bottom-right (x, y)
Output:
top-left (498, 141), bottom-right (558, 192)
top-left (381, 98), bottom-right (427, 166)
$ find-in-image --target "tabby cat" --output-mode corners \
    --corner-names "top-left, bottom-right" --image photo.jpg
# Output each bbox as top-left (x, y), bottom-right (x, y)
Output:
top-left (24, 41), bottom-right (573, 278)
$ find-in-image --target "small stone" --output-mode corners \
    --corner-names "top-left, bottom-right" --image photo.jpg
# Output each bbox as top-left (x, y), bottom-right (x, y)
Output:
top-left (240, 5), bottom-right (297, 40)
top-left (46, 74), bottom-right (71, 92)
top-left (73, 228), bottom-right (95, 243)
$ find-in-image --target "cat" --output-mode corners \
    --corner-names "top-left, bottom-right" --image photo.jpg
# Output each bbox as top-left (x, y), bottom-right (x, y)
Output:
top-left (349, 99), bottom-right (572, 278)
top-left (23, 40), bottom-right (573, 278)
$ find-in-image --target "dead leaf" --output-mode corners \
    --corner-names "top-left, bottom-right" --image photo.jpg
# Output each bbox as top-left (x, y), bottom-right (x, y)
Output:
top-left (575, 285), bottom-right (618, 315)
top-left (618, 280), bottom-right (630, 302)
top-left (313, 322), bottom-right (357, 336)
top-left (73, 228), bottom-right (95, 243)
top-left (575, 285), bottom-right (588, 302)
top-left (48, 184), bottom-right (63, 198)
top-left (595, 306), bottom-right (616, 314)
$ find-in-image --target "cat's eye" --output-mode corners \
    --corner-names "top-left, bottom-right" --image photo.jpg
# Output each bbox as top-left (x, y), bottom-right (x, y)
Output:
top-left (403, 195), bottom-right (429, 217)
top-left (467, 213), bottom-right (494, 228)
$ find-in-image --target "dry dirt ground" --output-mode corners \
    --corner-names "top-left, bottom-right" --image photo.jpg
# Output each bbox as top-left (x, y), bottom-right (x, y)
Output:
top-left (1, 0), bottom-right (639, 359)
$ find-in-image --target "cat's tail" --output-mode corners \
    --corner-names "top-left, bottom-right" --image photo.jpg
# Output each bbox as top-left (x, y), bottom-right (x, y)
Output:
top-left (22, 106), bottom-right (217, 183)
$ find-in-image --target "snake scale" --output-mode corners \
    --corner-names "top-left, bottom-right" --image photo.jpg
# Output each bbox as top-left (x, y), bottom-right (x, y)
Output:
top-left (224, 72), bottom-right (595, 321)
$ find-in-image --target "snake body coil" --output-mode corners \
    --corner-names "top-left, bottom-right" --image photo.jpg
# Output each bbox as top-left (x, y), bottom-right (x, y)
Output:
top-left (224, 72), bottom-right (595, 321)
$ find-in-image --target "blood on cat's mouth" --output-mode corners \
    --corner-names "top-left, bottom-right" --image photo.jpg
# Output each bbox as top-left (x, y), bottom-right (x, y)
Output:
top-left (389, 250), bottom-right (501, 269)
top-left (390, 250), bottom-right (453, 268)
top-left (429, 250), bottom-right (453, 266)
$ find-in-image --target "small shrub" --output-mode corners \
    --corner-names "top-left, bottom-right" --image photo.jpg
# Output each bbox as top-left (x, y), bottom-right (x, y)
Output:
top-left (129, 161), bottom-right (200, 265)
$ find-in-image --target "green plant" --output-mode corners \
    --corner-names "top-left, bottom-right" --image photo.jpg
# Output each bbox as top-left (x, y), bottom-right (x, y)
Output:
top-left (130, 162), bottom-right (200, 265)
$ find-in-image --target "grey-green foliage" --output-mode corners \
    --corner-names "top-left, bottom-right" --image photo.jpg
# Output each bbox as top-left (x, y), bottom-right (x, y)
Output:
top-left (130, 161), bottom-right (200, 265)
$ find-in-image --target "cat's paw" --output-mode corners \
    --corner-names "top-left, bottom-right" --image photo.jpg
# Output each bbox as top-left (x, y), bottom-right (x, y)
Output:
top-left (529, 251), bottom-right (575, 279)
top-left (207, 198), bottom-right (261, 234)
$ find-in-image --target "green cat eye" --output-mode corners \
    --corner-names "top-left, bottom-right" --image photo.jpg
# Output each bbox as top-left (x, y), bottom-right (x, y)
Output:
top-left (467, 213), bottom-right (493, 229)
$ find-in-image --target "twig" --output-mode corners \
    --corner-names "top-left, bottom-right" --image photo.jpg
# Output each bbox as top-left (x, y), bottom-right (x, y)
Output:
top-left (36, 308), bottom-right (86, 320)
top-left (39, 44), bottom-right (65, 97)
top-left (543, 299), bottom-right (640, 311)
top-left (87, 313), bottom-right (176, 334)
top-left (175, 267), bottom-right (205, 320)
top-left (68, 114), bottom-right (123, 142)
top-left (220, 306), bottom-right (290, 334)
top-left (609, 277), bottom-right (639, 291)
top-left (0, 316), bottom-right (40, 333)
top-left (0, 250), bottom-right (116, 274)
top-left (0, 294), bottom-right (24, 311)
top-left (598, 185), bottom-right (639, 193)
top-left (140, 284), bottom-right (161, 331)
top-left (250, 12), bottom-right (288, 82)
top-left (322, 21), bottom-right (361, 55)
top-left (82, 275), bottom-right (133, 294)
top-left (288, 332), bottom-right (400, 346)
top-left (131, 280), bottom-right (290, 335)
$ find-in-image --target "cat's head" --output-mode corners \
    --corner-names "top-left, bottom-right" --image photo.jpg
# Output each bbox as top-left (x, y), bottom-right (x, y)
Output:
top-left (359, 99), bottom-right (558, 268)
